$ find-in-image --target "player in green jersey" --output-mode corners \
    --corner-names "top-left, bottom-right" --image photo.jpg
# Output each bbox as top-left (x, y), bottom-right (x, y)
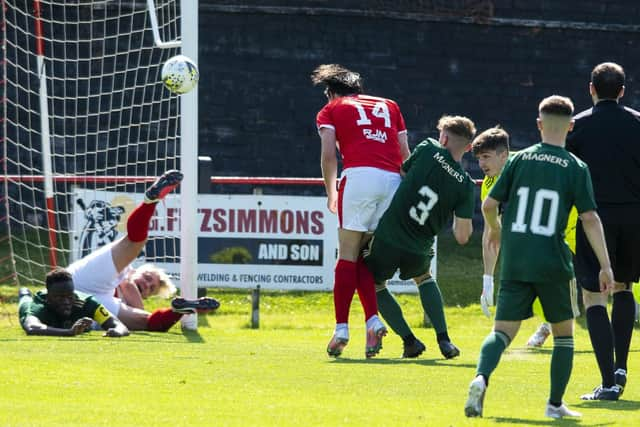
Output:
top-left (363, 115), bottom-right (476, 359)
top-left (465, 95), bottom-right (614, 419)
top-left (526, 207), bottom-right (579, 347)
top-left (19, 267), bottom-right (130, 337)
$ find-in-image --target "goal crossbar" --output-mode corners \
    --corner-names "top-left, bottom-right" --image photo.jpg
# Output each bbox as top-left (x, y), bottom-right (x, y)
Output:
top-left (207, 177), bottom-right (484, 186)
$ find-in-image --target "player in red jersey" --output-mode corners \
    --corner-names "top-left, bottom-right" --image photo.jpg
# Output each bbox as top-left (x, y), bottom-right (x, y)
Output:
top-left (311, 64), bottom-right (410, 357)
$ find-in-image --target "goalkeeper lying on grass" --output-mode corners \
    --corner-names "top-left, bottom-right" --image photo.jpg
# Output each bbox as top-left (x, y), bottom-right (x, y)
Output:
top-left (19, 268), bottom-right (129, 337)
top-left (19, 170), bottom-right (219, 335)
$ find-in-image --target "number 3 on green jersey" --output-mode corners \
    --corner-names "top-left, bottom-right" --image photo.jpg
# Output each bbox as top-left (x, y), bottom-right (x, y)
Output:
top-left (409, 185), bottom-right (439, 226)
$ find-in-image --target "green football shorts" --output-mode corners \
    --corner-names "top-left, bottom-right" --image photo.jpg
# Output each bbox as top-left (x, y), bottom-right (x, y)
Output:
top-left (495, 278), bottom-right (580, 323)
top-left (363, 236), bottom-right (434, 284)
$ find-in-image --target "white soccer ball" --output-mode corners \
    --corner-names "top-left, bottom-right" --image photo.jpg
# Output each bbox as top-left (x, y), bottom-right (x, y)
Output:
top-left (161, 55), bottom-right (199, 94)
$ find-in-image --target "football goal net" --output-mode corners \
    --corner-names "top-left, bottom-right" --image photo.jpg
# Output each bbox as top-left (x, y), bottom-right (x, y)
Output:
top-left (1, 0), bottom-right (199, 327)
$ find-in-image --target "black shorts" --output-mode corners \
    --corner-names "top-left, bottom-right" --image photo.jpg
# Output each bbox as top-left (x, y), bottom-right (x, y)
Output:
top-left (575, 216), bottom-right (640, 291)
top-left (363, 236), bottom-right (434, 284)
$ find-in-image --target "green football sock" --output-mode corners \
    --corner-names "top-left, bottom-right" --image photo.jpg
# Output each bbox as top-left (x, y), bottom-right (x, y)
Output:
top-left (477, 330), bottom-right (511, 381)
top-left (376, 288), bottom-right (413, 339)
top-left (417, 278), bottom-right (447, 335)
top-left (550, 336), bottom-right (574, 404)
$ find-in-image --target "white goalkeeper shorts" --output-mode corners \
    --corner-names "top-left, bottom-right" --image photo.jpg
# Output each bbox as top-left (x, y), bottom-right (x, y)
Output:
top-left (338, 166), bottom-right (401, 232)
top-left (68, 240), bottom-right (128, 296)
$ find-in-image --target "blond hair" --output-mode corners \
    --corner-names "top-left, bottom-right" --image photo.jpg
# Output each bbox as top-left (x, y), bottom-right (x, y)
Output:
top-left (437, 115), bottom-right (476, 147)
top-left (137, 264), bottom-right (176, 298)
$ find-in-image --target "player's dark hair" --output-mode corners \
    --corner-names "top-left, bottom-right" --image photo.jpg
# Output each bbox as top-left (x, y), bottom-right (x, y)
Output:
top-left (591, 62), bottom-right (625, 100)
top-left (311, 64), bottom-right (363, 97)
top-left (45, 267), bottom-right (74, 290)
top-left (471, 126), bottom-right (510, 156)
top-left (437, 115), bottom-right (477, 141)
top-left (538, 95), bottom-right (574, 117)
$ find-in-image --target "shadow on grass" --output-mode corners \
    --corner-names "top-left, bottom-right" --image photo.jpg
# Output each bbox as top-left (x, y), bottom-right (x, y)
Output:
top-left (0, 330), bottom-right (207, 343)
top-left (98, 330), bottom-right (206, 343)
top-left (328, 357), bottom-right (476, 368)
top-left (181, 329), bottom-right (205, 343)
top-left (576, 399), bottom-right (640, 411)
top-left (0, 295), bottom-right (19, 304)
top-left (121, 308), bottom-right (213, 343)
top-left (523, 348), bottom-right (640, 356)
top-left (490, 416), bottom-right (612, 426)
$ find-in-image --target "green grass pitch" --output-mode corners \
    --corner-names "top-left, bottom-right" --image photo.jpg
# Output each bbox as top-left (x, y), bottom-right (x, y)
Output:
top-left (0, 234), bottom-right (638, 426)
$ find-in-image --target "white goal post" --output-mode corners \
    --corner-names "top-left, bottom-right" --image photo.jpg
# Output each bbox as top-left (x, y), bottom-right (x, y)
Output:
top-left (1, 0), bottom-right (199, 328)
top-left (177, 1), bottom-right (198, 329)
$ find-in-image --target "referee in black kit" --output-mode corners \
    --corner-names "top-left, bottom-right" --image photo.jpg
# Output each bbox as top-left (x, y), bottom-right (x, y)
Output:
top-left (567, 62), bottom-right (640, 401)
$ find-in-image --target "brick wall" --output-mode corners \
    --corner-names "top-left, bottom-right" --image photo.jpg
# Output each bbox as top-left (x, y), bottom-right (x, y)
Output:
top-left (198, 1), bottom-right (640, 188)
